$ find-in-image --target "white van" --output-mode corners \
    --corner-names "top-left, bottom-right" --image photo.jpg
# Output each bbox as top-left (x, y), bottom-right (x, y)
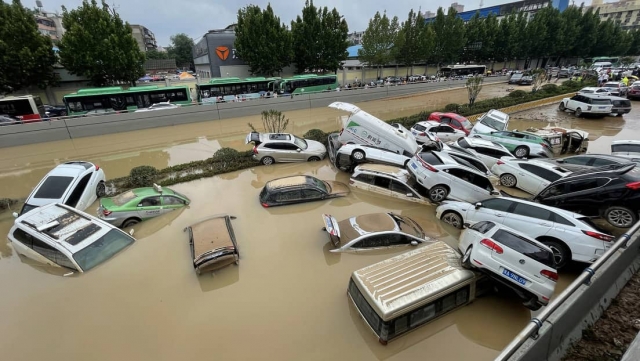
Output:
top-left (329, 102), bottom-right (420, 157)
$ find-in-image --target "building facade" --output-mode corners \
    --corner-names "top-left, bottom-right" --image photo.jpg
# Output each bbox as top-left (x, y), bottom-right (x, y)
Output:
top-left (35, 12), bottom-right (64, 41)
top-left (194, 24), bottom-right (252, 78)
top-left (130, 25), bottom-right (157, 52)
top-left (590, 0), bottom-right (640, 30)
top-left (347, 31), bottom-right (364, 45)
top-left (424, 0), bottom-right (570, 23)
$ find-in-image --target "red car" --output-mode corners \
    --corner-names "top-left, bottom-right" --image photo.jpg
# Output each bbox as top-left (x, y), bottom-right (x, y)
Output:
top-left (427, 112), bottom-right (474, 135)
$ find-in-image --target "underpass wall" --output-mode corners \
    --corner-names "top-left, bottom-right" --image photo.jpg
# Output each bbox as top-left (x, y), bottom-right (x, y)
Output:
top-left (507, 234), bottom-right (640, 361)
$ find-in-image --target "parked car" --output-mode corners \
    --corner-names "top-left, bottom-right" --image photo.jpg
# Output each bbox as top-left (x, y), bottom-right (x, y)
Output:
top-left (411, 121), bottom-right (467, 143)
top-left (472, 130), bottom-right (553, 159)
top-left (14, 161), bottom-right (106, 217)
top-left (470, 109), bottom-right (510, 135)
top-left (8, 203), bottom-right (135, 273)
top-left (458, 221), bottom-right (557, 310)
top-left (611, 140), bottom-right (640, 159)
top-left (627, 83), bottom-right (640, 100)
top-left (508, 73), bottom-right (523, 84)
top-left (539, 154), bottom-right (638, 172)
top-left (349, 164), bottom-right (431, 205)
top-left (134, 102), bottom-right (181, 112)
top-left (578, 87), bottom-right (611, 96)
top-left (436, 197), bottom-right (614, 268)
top-left (185, 214), bottom-right (240, 274)
top-left (245, 131), bottom-right (327, 165)
top-left (98, 184), bottom-right (190, 228)
top-left (558, 93), bottom-right (613, 117)
top-left (84, 108), bottom-right (117, 116)
top-left (533, 163), bottom-right (640, 228)
top-left (407, 150), bottom-right (501, 203)
top-left (327, 133), bottom-right (411, 171)
top-left (518, 75), bottom-right (533, 85)
top-left (320, 212), bottom-right (429, 252)
top-left (427, 112), bottom-right (474, 135)
top-left (454, 137), bottom-right (515, 169)
top-left (259, 175), bottom-right (349, 207)
top-left (0, 114), bottom-right (20, 126)
top-left (44, 105), bottom-right (67, 117)
top-left (491, 157), bottom-right (571, 195)
top-left (606, 96), bottom-right (632, 116)
top-left (558, 69), bottom-right (570, 78)
top-left (602, 81), bottom-right (628, 97)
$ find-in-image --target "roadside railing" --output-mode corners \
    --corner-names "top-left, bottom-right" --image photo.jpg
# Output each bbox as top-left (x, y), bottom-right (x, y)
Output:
top-left (495, 220), bottom-right (640, 361)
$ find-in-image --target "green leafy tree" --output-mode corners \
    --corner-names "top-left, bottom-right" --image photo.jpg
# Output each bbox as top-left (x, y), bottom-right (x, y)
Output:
top-left (612, 25), bottom-right (632, 56)
top-left (417, 19), bottom-right (435, 67)
top-left (145, 48), bottom-right (168, 60)
top-left (358, 11), bottom-right (399, 78)
top-left (235, 4), bottom-right (291, 76)
top-left (481, 13), bottom-right (499, 66)
top-left (512, 12), bottom-right (528, 68)
top-left (576, 8), bottom-right (600, 58)
top-left (0, 0), bottom-right (58, 95)
top-left (557, 6), bottom-right (582, 60)
top-left (394, 9), bottom-right (422, 76)
top-left (628, 29), bottom-right (640, 55)
top-left (318, 7), bottom-right (349, 73)
top-left (465, 75), bottom-right (483, 106)
top-left (432, 7), bottom-right (465, 68)
top-left (495, 12), bottom-right (517, 67)
top-left (166, 33), bottom-right (195, 69)
top-left (463, 12), bottom-right (484, 63)
top-left (58, 0), bottom-right (144, 86)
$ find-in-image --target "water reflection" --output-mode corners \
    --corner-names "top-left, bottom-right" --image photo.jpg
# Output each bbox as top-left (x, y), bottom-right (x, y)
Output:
top-left (197, 265), bottom-right (240, 293)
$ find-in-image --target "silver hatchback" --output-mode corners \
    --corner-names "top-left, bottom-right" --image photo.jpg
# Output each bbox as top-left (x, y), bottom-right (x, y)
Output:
top-left (245, 132), bottom-right (327, 165)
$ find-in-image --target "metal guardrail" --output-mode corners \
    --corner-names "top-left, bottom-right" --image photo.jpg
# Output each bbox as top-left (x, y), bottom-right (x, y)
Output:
top-left (495, 220), bottom-right (640, 361)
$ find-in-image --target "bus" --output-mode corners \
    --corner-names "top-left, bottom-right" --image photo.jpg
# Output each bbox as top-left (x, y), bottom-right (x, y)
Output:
top-left (63, 85), bottom-right (192, 116)
top-left (0, 95), bottom-right (46, 123)
top-left (347, 241), bottom-right (487, 344)
top-left (195, 77), bottom-right (279, 104)
top-left (440, 64), bottom-right (487, 77)
top-left (271, 74), bottom-right (339, 95)
top-left (587, 56), bottom-right (620, 67)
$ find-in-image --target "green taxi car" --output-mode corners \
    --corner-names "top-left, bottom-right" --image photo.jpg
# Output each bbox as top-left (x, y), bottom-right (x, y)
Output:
top-left (473, 130), bottom-right (554, 159)
top-left (98, 184), bottom-right (190, 228)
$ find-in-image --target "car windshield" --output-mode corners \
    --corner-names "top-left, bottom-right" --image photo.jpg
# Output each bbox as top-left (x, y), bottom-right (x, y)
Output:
top-left (612, 144), bottom-right (640, 153)
top-left (456, 117), bottom-right (473, 129)
top-left (581, 89), bottom-right (594, 93)
top-left (480, 115), bottom-right (506, 131)
top-left (293, 136), bottom-right (308, 150)
top-left (389, 213), bottom-right (425, 238)
top-left (33, 176), bottom-right (74, 199)
top-left (112, 190), bottom-right (137, 206)
top-left (73, 229), bottom-right (135, 271)
top-left (19, 203), bottom-right (38, 216)
top-left (172, 190), bottom-right (189, 201)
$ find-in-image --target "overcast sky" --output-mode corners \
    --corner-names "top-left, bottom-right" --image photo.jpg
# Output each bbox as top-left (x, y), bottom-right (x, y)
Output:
top-left (26, 0), bottom-right (586, 46)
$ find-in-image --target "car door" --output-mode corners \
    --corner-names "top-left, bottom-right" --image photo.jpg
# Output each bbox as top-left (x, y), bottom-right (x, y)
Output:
top-left (65, 173), bottom-right (93, 210)
top-left (161, 195), bottom-right (187, 214)
top-left (444, 167), bottom-right (485, 203)
top-left (474, 146), bottom-right (510, 169)
top-left (274, 189), bottom-right (304, 205)
top-left (516, 163), bottom-right (552, 195)
top-left (301, 188), bottom-right (326, 202)
top-left (283, 142), bottom-right (305, 162)
top-left (137, 196), bottom-right (162, 219)
top-left (552, 178), bottom-right (610, 215)
top-left (350, 173), bottom-right (375, 192)
top-left (389, 179), bottom-right (421, 203)
top-left (491, 131), bottom-right (516, 151)
top-left (434, 125), bottom-right (460, 142)
top-left (465, 198), bottom-right (515, 225)
top-left (566, 95), bottom-right (581, 110)
top-left (369, 176), bottom-right (393, 198)
top-left (501, 202), bottom-right (554, 238)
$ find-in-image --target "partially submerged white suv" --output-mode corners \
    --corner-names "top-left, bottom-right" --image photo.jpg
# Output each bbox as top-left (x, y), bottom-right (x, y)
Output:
top-left (559, 93), bottom-right (613, 117)
top-left (9, 203), bottom-right (135, 273)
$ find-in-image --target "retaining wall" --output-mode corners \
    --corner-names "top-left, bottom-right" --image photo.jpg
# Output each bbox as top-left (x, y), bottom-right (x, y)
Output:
top-left (466, 93), bottom-right (571, 122)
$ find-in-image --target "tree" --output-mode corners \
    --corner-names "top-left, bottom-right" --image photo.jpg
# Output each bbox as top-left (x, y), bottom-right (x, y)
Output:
top-left (394, 9), bottom-right (422, 75)
top-left (463, 12), bottom-right (484, 63)
top-left (465, 76), bottom-right (483, 106)
top-left (557, 6), bottom-right (583, 61)
top-left (481, 13), bottom-right (500, 67)
top-left (145, 48), bottom-right (168, 60)
top-left (575, 8), bottom-right (600, 58)
top-left (235, 4), bottom-right (291, 76)
top-left (431, 7), bottom-right (465, 68)
top-left (291, 0), bottom-right (349, 73)
top-left (58, 0), bottom-right (144, 86)
top-left (0, 0), bottom-right (58, 95)
top-left (166, 33), bottom-right (195, 69)
top-left (531, 69), bottom-right (546, 92)
top-left (358, 11), bottom-right (399, 78)
top-left (495, 12), bottom-right (517, 67)
top-left (248, 109), bottom-right (289, 133)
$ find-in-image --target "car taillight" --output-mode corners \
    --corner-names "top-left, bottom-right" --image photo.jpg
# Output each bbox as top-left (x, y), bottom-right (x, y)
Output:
top-left (102, 209), bottom-right (112, 216)
top-left (252, 146), bottom-right (258, 154)
top-left (626, 181), bottom-right (640, 190)
top-left (480, 238), bottom-right (503, 254)
top-left (582, 230), bottom-right (615, 242)
top-left (261, 202), bottom-right (269, 208)
top-left (540, 269), bottom-right (558, 282)
top-left (541, 143), bottom-right (549, 149)
top-left (95, 165), bottom-right (100, 171)
top-left (420, 132), bottom-right (426, 136)
top-left (496, 160), bottom-right (505, 165)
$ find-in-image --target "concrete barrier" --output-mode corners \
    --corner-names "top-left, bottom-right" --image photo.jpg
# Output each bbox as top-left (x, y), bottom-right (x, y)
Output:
top-left (466, 93), bottom-right (572, 122)
top-left (0, 77), bottom-right (507, 148)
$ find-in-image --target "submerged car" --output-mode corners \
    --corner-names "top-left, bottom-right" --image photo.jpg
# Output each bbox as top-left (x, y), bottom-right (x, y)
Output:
top-left (98, 184), bottom-right (190, 228)
top-left (524, 125), bottom-right (589, 155)
top-left (611, 140), bottom-right (640, 160)
top-left (259, 175), bottom-right (349, 207)
top-left (349, 164), bottom-right (431, 205)
top-left (470, 109), bottom-right (510, 135)
top-left (472, 130), bottom-right (553, 158)
top-left (321, 212), bottom-right (429, 252)
top-left (185, 214), bottom-right (240, 274)
top-left (246, 132), bottom-right (327, 165)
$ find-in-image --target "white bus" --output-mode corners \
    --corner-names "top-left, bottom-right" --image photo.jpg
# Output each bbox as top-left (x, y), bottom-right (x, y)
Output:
top-left (0, 95), bottom-right (46, 123)
top-left (440, 64), bottom-right (487, 77)
top-left (347, 241), bottom-right (486, 344)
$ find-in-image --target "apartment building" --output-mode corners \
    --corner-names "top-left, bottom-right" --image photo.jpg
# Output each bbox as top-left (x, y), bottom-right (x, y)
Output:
top-left (35, 12), bottom-right (64, 41)
top-left (130, 24), bottom-right (158, 52)
top-left (590, 0), bottom-right (640, 30)
top-left (347, 31), bottom-right (364, 45)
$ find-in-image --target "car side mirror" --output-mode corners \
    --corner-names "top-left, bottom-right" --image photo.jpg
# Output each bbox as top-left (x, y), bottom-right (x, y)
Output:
top-left (410, 240), bottom-right (418, 246)
top-left (463, 222), bottom-right (471, 228)
top-left (296, 148), bottom-right (302, 152)
top-left (475, 202), bottom-right (482, 209)
top-left (406, 193), bottom-right (413, 197)
top-left (12, 212), bottom-right (18, 218)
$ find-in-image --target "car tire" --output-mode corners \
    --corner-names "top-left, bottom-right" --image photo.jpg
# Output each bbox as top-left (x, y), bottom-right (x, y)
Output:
top-left (428, 185), bottom-right (449, 202)
top-left (308, 156), bottom-right (321, 162)
top-left (96, 181), bottom-right (106, 197)
top-left (540, 239), bottom-right (570, 269)
top-left (574, 108), bottom-right (582, 117)
top-left (499, 173), bottom-right (517, 187)
top-left (351, 150), bottom-right (366, 161)
top-left (559, 102), bottom-right (566, 111)
top-left (604, 206), bottom-right (637, 228)
top-left (122, 218), bottom-right (140, 228)
top-left (462, 246), bottom-right (473, 269)
top-left (514, 146), bottom-right (529, 158)
top-left (441, 211), bottom-right (463, 229)
top-left (261, 156), bottom-right (275, 165)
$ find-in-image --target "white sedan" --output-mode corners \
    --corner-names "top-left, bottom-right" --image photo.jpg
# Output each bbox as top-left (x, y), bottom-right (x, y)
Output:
top-left (135, 102), bottom-right (181, 112)
top-left (491, 157), bottom-right (571, 195)
top-left (411, 121), bottom-right (466, 143)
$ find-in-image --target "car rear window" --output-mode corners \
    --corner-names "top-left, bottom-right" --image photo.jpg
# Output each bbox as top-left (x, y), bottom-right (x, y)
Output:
top-left (33, 176), bottom-right (75, 199)
top-left (492, 229), bottom-right (555, 268)
top-left (612, 144), bottom-right (640, 153)
top-left (592, 99), bottom-right (611, 105)
top-left (604, 82), bottom-right (619, 87)
top-left (418, 152), bottom-right (444, 165)
top-left (112, 190), bottom-right (137, 206)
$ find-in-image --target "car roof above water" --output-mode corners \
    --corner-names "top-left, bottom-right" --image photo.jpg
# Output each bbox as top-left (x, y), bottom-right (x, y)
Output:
top-left (265, 175), bottom-right (315, 190)
top-left (354, 164), bottom-right (410, 180)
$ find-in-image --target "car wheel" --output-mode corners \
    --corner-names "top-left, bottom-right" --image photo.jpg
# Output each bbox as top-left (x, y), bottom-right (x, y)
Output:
top-left (122, 218), bottom-right (140, 228)
top-left (499, 173), bottom-right (517, 187)
top-left (308, 156), bottom-right (321, 162)
top-left (574, 108), bottom-right (582, 117)
top-left (604, 206), bottom-right (637, 228)
top-left (351, 150), bottom-right (365, 161)
top-left (441, 211), bottom-right (463, 229)
top-left (428, 185), bottom-right (448, 202)
top-left (96, 181), bottom-right (106, 197)
top-left (462, 246), bottom-right (473, 269)
top-left (261, 156), bottom-right (275, 165)
top-left (540, 239), bottom-right (570, 269)
top-left (514, 146), bottom-right (529, 158)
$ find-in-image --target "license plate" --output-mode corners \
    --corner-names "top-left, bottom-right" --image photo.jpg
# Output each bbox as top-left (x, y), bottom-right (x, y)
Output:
top-left (502, 268), bottom-right (527, 285)
top-left (410, 162), bottom-right (418, 170)
top-left (598, 107), bottom-right (606, 109)
top-left (551, 138), bottom-right (561, 145)
top-left (412, 131), bottom-right (418, 136)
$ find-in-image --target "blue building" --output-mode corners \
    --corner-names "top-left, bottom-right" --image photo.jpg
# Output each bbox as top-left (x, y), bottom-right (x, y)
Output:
top-left (424, 0), bottom-right (570, 23)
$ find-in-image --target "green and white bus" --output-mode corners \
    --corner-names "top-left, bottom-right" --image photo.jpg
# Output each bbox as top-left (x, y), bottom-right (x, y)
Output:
top-left (195, 77), bottom-right (279, 104)
top-left (63, 85), bottom-right (192, 115)
top-left (271, 74), bottom-right (339, 95)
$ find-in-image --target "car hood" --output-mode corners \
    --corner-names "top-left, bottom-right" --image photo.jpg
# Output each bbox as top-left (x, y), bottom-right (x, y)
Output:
top-left (325, 181), bottom-right (350, 196)
top-left (306, 140), bottom-right (327, 153)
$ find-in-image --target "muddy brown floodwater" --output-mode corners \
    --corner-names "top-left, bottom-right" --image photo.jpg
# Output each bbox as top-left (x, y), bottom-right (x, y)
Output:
top-left (0, 86), bottom-right (635, 361)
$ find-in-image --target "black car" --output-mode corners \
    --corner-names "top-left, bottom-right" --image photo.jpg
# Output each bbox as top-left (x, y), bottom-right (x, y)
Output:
top-left (609, 96), bottom-right (632, 116)
top-left (539, 154), bottom-right (638, 172)
top-left (533, 163), bottom-right (640, 228)
top-left (44, 105), bottom-right (67, 117)
top-left (259, 175), bottom-right (350, 207)
top-left (508, 73), bottom-right (523, 84)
